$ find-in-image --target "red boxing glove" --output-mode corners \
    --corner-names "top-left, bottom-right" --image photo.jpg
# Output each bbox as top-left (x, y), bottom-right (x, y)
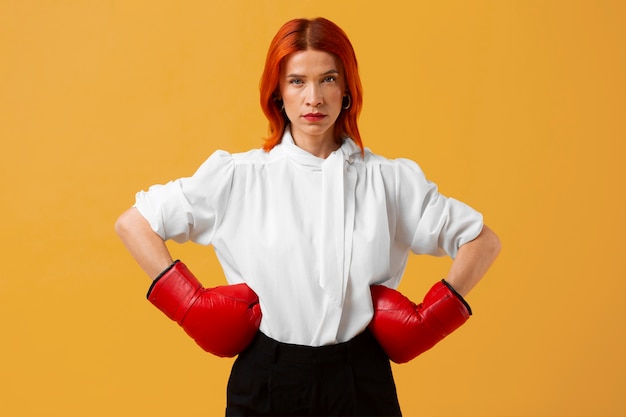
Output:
top-left (147, 260), bottom-right (262, 357)
top-left (369, 280), bottom-right (472, 364)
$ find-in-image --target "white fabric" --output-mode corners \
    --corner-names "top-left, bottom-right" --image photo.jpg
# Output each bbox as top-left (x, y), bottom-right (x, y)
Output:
top-left (134, 127), bottom-right (483, 346)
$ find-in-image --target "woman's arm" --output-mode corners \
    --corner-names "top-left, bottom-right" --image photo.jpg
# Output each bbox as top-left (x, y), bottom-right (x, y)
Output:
top-left (114, 207), bottom-right (174, 279)
top-left (368, 224), bottom-right (500, 363)
top-left (445, 224), bottom-right (501, 297)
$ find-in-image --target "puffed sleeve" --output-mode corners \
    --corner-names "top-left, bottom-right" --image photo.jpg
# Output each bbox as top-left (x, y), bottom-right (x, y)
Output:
top-left (394, 158), bottom-right (483, 258)
top-left (133, 150), bottom-right (234, 245)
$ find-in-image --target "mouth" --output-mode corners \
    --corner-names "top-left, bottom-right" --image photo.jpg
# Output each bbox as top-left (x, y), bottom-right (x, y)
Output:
top-left (303, 113), bottom-right (326, 122)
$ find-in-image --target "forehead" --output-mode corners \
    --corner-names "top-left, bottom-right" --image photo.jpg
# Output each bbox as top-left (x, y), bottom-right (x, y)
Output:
top-left (282, 49), bottom-right (342, 74)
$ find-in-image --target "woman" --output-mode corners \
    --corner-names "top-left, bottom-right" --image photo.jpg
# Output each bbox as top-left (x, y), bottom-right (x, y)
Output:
top-left (115, 17), bottom-right (500, 416)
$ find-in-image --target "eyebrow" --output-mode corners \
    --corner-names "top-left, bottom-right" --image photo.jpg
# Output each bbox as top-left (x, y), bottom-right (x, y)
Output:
top-left (286, 69), bottom-right (340, 78)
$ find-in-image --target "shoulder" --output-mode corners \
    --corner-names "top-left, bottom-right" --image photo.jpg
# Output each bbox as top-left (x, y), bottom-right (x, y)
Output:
top-left (360, 148), bottom-right (427, 177)
top-left (196, 147), bottom-right (268, 170)
top-left (204, 147), bottom-right (266, 162)
top-left (231, 148), bottom-right (268, 163)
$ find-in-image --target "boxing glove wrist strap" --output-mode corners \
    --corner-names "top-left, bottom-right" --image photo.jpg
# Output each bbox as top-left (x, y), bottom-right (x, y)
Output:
top-left (147, 259), bottom-right (180, 298)
top-left (441, 279), bottom-right (472, 315)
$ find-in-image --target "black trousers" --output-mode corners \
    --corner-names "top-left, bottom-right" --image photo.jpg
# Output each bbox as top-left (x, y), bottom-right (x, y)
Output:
top-left (226, 329), bottom-right (402, 416)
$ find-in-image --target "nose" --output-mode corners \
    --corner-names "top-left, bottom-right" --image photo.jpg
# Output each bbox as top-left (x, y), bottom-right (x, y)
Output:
top-left (305, 84), bottom-right (323, 107)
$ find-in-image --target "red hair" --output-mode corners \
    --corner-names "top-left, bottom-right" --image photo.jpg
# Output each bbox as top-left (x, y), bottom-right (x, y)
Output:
top-left (259, 18), bottom-right (364, 153)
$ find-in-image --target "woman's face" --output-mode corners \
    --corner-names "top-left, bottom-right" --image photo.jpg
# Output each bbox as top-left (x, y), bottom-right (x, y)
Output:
top-left (278, 49), bottom-right (345, 154)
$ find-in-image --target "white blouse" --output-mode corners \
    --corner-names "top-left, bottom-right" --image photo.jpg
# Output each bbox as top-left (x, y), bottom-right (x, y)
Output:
top-left (135, 127), bottom-right (483, 346)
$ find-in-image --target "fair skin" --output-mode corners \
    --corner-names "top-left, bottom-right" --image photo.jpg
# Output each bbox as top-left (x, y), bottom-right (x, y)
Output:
top-left (115, 207), bottom-right (173, 279)
top-left (445, 225), bottom-right (500, 296)
top-left (115, 48), bottom-right (501, 296)
top-left (278, 49), bottom-right (345, 159)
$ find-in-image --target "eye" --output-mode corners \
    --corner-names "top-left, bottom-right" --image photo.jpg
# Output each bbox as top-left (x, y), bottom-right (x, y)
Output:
top-left (322, 76), bottom-right (337, 83)
top-left (288, 78), bottom-right (304, 85)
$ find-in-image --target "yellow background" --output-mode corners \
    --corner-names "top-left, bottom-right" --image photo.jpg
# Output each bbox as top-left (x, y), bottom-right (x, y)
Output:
top-left (1, 1), bottom-right (624, 416)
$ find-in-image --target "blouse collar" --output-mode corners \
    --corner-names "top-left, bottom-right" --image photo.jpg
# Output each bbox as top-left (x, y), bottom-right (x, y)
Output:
top-left (271, 125), bottom-right (361, 169)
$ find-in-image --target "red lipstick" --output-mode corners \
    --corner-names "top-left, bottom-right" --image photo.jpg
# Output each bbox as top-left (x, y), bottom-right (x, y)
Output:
top-left (303, 113), bottom-right (326, 122)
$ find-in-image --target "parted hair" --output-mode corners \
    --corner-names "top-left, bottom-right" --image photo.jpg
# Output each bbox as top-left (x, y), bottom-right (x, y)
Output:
top-left (259, 17), bottom-right (364, 152)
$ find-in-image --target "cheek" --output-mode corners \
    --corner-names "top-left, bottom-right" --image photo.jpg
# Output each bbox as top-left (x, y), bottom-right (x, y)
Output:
top-left (281, 93), bottom-right (298, 115)
top-left (327, 87), bottom-right (344, 109)
top-left (280, 94), bottom-right (302, 122)
top-left (280, 84), bottom-right (299, 103)
top-left (330, 82), bottom-right (345, 100)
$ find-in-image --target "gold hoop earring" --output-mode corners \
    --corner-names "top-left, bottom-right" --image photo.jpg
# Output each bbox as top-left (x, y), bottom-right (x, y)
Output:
top-left (342, 95), bottom-right (351, 110)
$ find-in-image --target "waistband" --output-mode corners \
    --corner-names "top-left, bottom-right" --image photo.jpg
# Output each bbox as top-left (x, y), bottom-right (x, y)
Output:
top-left (249, 329), bottom-right (377, 364)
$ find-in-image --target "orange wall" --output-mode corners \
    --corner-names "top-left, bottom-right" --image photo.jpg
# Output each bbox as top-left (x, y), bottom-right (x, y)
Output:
top-left (1, 1), bottom-right (624, 416)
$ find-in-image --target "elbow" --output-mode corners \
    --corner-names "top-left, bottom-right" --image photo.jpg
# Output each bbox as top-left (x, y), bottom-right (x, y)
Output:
top-left (483, 225), bottom-right (501, 261)
top-left (114, 207), bottom-right (137, 238)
